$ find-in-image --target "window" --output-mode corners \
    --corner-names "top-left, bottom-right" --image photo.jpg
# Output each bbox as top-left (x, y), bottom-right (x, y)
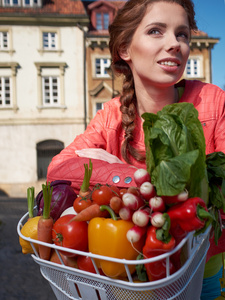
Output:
top-left (2, 0), bottom-right (41, 6)
top-left (0, 77), bottom-right (11, 107)
top-left (95, 58), bottom-right (111, 78)
top-left (0, 32), bottom-right (8, 49)
top-left (37, 140), bottom-right (64, 179)
top-left (96, 12), bottom-right (109, 30)
top-left (95, 102), bottom-right (103, 114)
top-left (185, 58), bottom-right (201, 78)
top-left (43, 32), bottom-right (57, 50)
top-left (42, 76), bottom-right (59, 106)
top-left (35, 62), bottom-right (66, 109)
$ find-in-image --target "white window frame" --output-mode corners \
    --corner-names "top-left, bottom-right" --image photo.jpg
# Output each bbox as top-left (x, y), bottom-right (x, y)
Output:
top-left (0, 31), bottom-right (8, 49)
top-left (39, 28), bottom-right (62, 55)
top-left (42, 32), bottom-right (57, 50)
top-left (0, 76), bottom-right (12, 108)
top-left (0, 63), bottom-right (18, 110)
top-left (185, 56), bottom-right (202, 78)
top-left (35, 62), bottom-right (66, 110)
top-left (0, 28), bottom-right (14, 55)
top-left (2, 0), bottom-right (41, 6)
top-left (42, 76), bottom-right (60, 107)
top-left (95, 58), bottom-right (111, 78)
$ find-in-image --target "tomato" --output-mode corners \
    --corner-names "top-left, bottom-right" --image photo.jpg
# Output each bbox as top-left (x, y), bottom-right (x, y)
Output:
top-left (50, 250), bottom-right (78, 268)
top-left (73, 196), bottom-right (92, 213)
top-left (110, 185), bottom-right (121, 197)
top-left (91, 185), bottom-right (114, 205)
top-left (52, 214), bottom-right (88, 257)
top-left (77, 255), bottom-right (104, 274)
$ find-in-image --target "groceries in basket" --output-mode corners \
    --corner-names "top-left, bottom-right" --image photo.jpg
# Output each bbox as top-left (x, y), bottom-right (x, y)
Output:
top-left (18, 102), bottom-right (225, 284)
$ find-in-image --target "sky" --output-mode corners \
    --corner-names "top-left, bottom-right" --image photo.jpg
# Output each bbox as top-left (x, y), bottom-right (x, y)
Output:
top-left (192, 0), bottom-right (225, 89)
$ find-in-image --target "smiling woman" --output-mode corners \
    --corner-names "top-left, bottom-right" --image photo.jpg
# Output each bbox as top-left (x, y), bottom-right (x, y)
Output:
top-left (47, 1), bottom-right (225, 298)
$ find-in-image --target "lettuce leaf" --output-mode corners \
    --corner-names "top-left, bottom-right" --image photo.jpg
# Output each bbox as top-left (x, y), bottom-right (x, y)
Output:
top-left (142, 102), bottom-right (208, 203)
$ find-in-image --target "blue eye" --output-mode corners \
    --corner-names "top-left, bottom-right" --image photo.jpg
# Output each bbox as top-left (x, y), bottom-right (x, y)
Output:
top-left (148, 28), bottom-right (161, 35)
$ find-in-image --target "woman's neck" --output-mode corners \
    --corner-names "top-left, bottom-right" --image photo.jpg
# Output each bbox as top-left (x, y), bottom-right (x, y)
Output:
top-left (136, 85), bottom-right (178, 116)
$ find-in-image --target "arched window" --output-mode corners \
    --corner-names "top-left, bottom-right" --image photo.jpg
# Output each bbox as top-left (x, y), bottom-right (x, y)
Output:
top-left (36, 139), bottom-right (64, 179)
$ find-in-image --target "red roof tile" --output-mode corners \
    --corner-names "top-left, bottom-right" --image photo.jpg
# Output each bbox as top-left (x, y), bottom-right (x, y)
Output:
top-left (0, 0), bottom-right (86, 16)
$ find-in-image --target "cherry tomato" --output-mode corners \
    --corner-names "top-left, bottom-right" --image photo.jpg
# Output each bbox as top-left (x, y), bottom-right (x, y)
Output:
top-left (110, 185), bottom-right (121, 197)
top-left (52, 214), bottom-right (88, 257)
top-left (91, 185), bottom-right (114, 205)
top-left (73, 196), bottom-right (92, 213)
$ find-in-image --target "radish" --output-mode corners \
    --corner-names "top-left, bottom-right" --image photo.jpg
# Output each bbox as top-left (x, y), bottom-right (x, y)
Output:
top-left (126, 225), bottom-right (147, 243)
top-left (162, 190), bottom-right (189, 205)
top-left (119, 207), bottom-right (133, 221)
top-left (151, 212), bottom-right (166, 228)
top-left (122, 192), bottom-right (145, 210)
top-left (134, 168), bottom-right (151, 187)
top-left (139, 181), bottom-right (156, 200)
top-left (132, 207), bottom-right (150, 227)
top-left (149, 196), bottom-right (165, 212)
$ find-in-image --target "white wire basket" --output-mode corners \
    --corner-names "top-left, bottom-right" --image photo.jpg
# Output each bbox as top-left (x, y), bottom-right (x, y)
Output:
top-left (17, 211), bottom-right (211, 300)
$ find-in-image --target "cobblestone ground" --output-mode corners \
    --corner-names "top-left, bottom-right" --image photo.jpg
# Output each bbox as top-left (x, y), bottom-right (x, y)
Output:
top-left (0, 197), bottom-right (55, 300)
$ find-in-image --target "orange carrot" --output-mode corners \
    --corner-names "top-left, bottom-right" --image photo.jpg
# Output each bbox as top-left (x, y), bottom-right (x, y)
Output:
top-left (110, 196), bottom-right (123, 214)
top-left (70, 203), bottom-right (109, 222)
top-left (38, 182), bottom-right (54, 260)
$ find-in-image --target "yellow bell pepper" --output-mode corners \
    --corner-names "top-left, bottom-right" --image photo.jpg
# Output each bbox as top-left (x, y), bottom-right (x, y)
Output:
top-left (88, 205), bottom-right (145, 278)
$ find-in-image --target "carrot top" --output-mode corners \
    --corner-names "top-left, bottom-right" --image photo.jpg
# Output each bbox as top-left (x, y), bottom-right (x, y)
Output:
top-left (42, 182), bottom-right (53, 219)
top-left (27, 186), bottom-right (35, 219)
top-left (80, 159), bottom-right (93, 194)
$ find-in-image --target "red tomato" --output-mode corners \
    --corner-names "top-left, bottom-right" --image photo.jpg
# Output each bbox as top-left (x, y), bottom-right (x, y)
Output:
top-left (77, 255), bottom-right (97, 273)
top-left (52, 214), bottom-right (88, 257)
top-left (110, 185), bottom-right (121, 197)
top-left (73, 196), bottom-right (92, 213)
top-left (91, 185), bottom-right (114, 205)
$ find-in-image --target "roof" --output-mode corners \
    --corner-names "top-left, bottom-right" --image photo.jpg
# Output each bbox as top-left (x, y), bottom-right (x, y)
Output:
top-left (0, 0), bottom-right (86, 16)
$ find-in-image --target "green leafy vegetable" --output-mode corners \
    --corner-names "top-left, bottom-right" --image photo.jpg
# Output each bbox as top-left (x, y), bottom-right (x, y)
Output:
top-left (142, 102), bottom-right (208, 203)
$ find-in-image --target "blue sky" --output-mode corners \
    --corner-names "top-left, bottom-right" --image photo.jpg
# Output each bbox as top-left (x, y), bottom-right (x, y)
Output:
top-left (190, 0), bottom-right (225, 89)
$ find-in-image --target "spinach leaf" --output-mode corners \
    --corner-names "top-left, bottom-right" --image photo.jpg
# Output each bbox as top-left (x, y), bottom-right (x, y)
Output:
top-left (142, 102), bottom-right (208, 202)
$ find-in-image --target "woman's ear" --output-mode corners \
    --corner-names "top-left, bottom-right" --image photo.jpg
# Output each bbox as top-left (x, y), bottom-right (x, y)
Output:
top-left (118, 45), bottom-right (131, 62)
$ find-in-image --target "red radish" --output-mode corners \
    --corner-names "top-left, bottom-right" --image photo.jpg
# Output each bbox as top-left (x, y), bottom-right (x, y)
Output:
top-left (134, 168), bottom-right (151, 187)
top-left (126, 225), bottom-right (147, 243)
top-left (132, 208), bottom-right (150, 227)
top-left (119, 207), bottom-right (133, 221)
top-left (151, 212), bottom-right (166, 228)
top-left (162, 190), bottom-right (189, 205)
top-left (140, 181), bottom-right (156, 200)
top-left (122, 192), bottom-right (145, 210)
top-left (149, 196), bottom-right (165, 212)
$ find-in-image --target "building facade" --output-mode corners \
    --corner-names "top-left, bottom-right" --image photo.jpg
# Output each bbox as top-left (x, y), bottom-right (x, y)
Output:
top-left (0, 0), bottom-right (219, 197)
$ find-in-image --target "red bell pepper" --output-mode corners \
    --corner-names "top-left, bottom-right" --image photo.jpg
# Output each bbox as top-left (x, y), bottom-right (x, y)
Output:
top-left (167, 197), bottom-right (212, 232)
top-left (143, 226), bottom-right (176, 281)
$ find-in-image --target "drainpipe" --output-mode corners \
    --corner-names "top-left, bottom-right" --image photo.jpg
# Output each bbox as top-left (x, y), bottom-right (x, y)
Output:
top-left (77, 23), bottom-right (88, 130)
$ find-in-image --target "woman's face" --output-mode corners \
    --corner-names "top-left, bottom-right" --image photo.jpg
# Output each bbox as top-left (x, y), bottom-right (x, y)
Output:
top-left (120, 2), bottom-right (190, 89)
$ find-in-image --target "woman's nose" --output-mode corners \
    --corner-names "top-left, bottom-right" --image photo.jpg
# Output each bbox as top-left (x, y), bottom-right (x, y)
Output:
top-left (166, 35), bottom-right (181, 53)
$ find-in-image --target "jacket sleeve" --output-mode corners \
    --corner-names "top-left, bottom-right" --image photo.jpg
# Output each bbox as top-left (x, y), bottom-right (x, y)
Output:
top-left (46, 104), bottom-right (138, 194)
top-left (214, 88), bottom-right (225, 153)
top-left (47, 156), bottom-right (137, 195)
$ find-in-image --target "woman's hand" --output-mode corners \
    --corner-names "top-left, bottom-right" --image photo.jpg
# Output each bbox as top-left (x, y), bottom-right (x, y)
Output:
top-left (75, 149), bottom-right (124, 164)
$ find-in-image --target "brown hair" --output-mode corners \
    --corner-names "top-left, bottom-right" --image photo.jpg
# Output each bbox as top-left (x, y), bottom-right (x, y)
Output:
top-left (108, 0), bottom-right (197, 164)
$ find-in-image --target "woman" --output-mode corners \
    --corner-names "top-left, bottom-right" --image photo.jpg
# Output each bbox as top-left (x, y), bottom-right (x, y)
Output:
top-left (47, 0), bottom-right (225, 298)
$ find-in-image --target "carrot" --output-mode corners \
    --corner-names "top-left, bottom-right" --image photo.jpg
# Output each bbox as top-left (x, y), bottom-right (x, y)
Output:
top-left (38, 182), bottom-right (54, 260)
top-left (70, 203), bottom-right (109, 222)
top-left (110, 196), bottom-right (123, 214)
top-left (79, 159), bottom-right (93, 197)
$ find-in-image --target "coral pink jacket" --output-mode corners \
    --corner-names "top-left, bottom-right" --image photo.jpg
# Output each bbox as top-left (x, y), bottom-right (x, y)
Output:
top-left (47, 79), bottom-right (225, 259)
